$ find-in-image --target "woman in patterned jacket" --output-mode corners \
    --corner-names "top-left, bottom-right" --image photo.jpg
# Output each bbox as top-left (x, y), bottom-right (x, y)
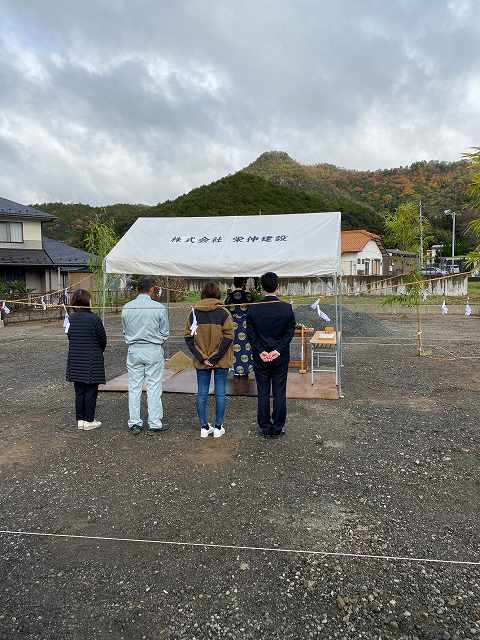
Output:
top-left (224, 277), bottom-right (254, 377)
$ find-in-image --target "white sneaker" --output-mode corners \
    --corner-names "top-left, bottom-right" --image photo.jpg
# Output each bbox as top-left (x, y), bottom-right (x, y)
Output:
top-left (83, 420), bottom-right (101, 431)
top-left (200, 424), bottom-right (214, 438)
top-left (213, 425), bottom-right (225, 438)
top-left (77, 420), bottom-right (85, 430)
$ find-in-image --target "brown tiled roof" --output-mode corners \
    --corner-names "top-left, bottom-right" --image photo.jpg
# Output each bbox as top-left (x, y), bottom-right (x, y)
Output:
top-left (341, 230), bottom-right (382, 254)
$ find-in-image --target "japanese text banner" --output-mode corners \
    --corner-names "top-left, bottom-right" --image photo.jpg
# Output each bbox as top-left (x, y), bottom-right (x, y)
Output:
top-left (105, 212), bottom-right (341, 277)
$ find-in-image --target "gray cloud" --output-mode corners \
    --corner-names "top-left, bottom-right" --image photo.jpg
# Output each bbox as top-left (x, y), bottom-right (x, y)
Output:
top-left (1, 0), bottom-right (479, 205)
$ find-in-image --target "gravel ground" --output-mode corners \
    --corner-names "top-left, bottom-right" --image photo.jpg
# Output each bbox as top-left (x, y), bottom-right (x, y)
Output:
top-left (1, 313), bottom-right (480, 639)
top-left (294, 304), bottom-right (392, 336)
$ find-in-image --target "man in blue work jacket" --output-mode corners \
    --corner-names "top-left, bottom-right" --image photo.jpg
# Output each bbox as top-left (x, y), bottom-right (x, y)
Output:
top-left (122, 277), bottom-right (170, 434)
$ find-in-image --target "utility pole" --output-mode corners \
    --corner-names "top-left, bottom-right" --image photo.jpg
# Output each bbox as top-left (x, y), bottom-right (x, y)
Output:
top-left (452, 212), bottom-right (456, 265)
top-left (419, 200), bottom-right (424, 269)
top-left (444, 209), bottom-right (457, 272)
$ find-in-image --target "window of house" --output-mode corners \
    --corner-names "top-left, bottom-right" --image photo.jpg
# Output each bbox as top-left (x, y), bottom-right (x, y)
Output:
top-left (0, 269), bottom-right (26, 283)
top-left (0, 221), bottom-right (23, 243)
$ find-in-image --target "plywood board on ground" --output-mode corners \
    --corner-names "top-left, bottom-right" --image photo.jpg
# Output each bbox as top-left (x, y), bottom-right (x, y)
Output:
top-left (100, 369), bottom-right (338, 400)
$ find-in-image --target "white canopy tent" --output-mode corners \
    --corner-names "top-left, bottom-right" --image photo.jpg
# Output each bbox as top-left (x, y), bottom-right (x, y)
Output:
top-left (104, 212), bottom-right (343, 394)
top-left (105, 212), bottom-right (341, 277)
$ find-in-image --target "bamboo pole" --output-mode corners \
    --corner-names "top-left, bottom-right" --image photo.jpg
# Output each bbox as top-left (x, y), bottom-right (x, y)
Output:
top-left (416, 301), bottom-right (423, 356)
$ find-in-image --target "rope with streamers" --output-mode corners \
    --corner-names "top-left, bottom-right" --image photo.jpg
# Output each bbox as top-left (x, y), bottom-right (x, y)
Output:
top-left (0, 270), bottom-right (475, 312)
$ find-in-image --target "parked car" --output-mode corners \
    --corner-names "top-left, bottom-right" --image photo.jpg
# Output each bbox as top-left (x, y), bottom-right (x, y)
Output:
top-left (446, 264), bottom-right (460, 274)
top-left (421, 265), bottom-right (447, 276)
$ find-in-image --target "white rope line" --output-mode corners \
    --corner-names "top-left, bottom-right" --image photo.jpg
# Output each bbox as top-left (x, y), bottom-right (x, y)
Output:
top-left (434, 344), bottom-right (457, 358)
top-left (1, 529), bottom-right (479, 566)
top-left (3, 335), bottom-right (480, 344)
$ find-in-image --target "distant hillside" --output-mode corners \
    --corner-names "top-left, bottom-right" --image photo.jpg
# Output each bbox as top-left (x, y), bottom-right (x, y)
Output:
top-left (245, 151), bottom-right (469, 214)
top-left (245, 151), bottom-right (473, 251)
top-left (147, 172), bottom-right (383, 232)
top-left (37, 202), bottom-right (151, 248)
top-left (38, 172), bottom-right (384, 248)
top-left (36, 150), bottom-right (475, 253)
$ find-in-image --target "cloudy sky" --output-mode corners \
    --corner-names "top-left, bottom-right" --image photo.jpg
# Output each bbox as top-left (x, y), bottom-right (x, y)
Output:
top-left (1, 0), bottom-right (479, 205)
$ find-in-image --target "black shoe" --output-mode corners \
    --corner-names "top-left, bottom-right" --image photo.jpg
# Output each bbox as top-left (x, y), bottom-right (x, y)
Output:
top-left (130, 425), bottom-right (142, 435)
top-left (257, 429), bottom-right (271, 438)
top-left (269, 430), bottom-right (286, 439)
top-left (148, 424), bottom-right (170, 433)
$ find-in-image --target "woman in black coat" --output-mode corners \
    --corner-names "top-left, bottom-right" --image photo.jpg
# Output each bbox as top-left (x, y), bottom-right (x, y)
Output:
top-left (66, 289), bottom-right (107, 431)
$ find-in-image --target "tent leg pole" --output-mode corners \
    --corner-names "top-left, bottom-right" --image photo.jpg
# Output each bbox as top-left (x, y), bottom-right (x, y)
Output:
top-left (101, 259), bottom-right (107, 323)
top-left (339, 274), bottom-right (344, 398)
top-left (335, 275), bottom-right (343, 399)
top-left (166, 276), bottom-right (170, 360)
top-left (339, 274), bottom-right (344, 368)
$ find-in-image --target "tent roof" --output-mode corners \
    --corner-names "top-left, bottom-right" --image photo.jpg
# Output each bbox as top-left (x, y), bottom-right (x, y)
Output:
top-left (105, 212), bottom-right (341, 278)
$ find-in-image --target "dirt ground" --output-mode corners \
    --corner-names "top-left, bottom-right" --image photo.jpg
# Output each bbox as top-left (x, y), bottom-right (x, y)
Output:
top-left (1, 311), bottom-right (480, 640)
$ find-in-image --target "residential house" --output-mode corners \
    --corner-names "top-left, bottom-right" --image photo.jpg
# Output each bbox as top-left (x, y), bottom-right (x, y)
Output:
top-left (341, 230), bottom-right (387, 276)
top-left (43, 236), bottom-right (95, 290)
top-left (385, 248), bottom-right (417, 276)
top-left (0, 197), bottom-right (91, 292)
top-left (426, 244), bottom-right (444, 264)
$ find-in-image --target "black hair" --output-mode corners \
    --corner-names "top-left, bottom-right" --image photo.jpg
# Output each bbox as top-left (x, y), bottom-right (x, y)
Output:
top-left (260, 272), bottom-right (278, 294)
top-left (71, 289), bottom-right (91, 311)
top-left (233, 277), bottom-right (247, 289)
top-left (138, 276), bottom-right (155, 293)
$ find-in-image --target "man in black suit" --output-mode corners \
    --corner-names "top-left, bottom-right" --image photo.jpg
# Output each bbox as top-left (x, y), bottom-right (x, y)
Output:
top-left (247, 272), bottom-right (296, 438)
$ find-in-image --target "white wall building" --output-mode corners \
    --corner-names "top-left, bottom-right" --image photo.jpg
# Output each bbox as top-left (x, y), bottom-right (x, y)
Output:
top-left (341, 230), bottom-right (386, 276)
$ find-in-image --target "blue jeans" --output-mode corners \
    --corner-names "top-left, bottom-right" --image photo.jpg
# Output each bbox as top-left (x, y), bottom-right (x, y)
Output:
top-left (196, 368), bottom-right (229, 427)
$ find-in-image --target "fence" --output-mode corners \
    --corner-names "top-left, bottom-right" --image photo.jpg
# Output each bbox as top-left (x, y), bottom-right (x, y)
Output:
top-left (341, 273), bottom-right (468, 297)
top-left (183, 274), bottom-right (469, 298)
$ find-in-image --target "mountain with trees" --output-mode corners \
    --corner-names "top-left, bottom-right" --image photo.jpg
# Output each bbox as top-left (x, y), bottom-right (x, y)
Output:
top-left (245, 151), bottom-right (474, 254)
top-left (147, 172), bottom-right (383, 231)
top-left (36, 202), bottom-right (148, 249)
top-left (39, 171), bottom-right (384, 246)
top-left (245, 151), bottom-right (469, 214)
top-left (37, 150), bottom-right (476, 254)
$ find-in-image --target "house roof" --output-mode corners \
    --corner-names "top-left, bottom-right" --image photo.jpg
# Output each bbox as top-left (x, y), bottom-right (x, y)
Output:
top-left (0, 248), bottom-right (54, 267)
top-left (43, 237), bottom-right (91, 268)
top-left (341, 230), bottom-right (383, 254)
top-left (0, 197), bottom-right (56, 222)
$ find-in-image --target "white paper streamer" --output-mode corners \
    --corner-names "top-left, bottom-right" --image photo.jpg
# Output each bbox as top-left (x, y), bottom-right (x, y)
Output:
top-left (441, 300), bottom-right (448, 315)
top-left (465, 303), bottom-right (472, 317)
top-left (310, 299), bottom-right (331, 322)
top-left (421, 289), bottom-right (429, 301)
top-left (40, 295), bottom-right (47, 311)
top-left (190, 308), bottom-right (198, 336)
top-left (64, 288), bottom-right (69, 303)
top-left (1, 300), bottom-right (11, 315)
top-left (62, 304), bottom-right (70, 334)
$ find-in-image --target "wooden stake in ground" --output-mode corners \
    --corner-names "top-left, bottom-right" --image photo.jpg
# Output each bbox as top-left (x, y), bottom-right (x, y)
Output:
top-left (416, 301), bottom-right (423, 357)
